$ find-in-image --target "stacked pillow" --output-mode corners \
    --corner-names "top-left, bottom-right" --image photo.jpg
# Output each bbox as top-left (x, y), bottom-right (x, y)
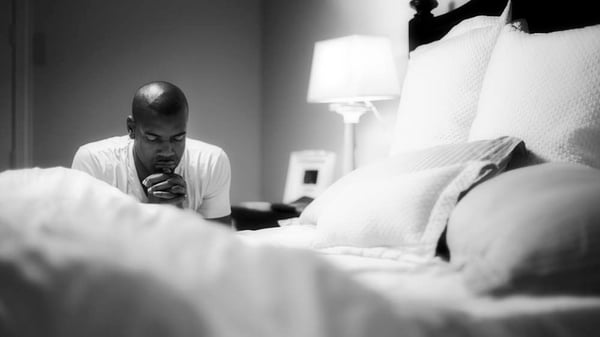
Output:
top-left (389, 0), bottom-right (513, 154)
top-left (469, 23), bottom-right (600, 169)
top-left (444, 19), bottom-right (600, 295)
top-left (299, 137), bottom-right (525, 258)
top-left (448, 163), bottom-right (600, 295)
top-left (443, 18), bottom-right (600, 295)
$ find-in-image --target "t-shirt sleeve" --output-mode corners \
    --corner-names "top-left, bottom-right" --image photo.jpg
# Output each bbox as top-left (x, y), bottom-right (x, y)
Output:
top-left (197, 149), bottom-right (232, 219)
top-left (72, 146), bottom-right (102, 178)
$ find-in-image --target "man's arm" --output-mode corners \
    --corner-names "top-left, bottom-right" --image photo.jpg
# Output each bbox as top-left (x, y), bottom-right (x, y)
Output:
top-left (208, 215), bottom-right (232, 227)
top-left (197, 149), bottom-right (232, 222)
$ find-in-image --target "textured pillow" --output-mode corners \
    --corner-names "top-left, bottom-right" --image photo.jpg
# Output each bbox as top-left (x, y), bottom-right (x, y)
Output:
top-left (469, 24), bottom-right (600, 169)
top-left (301, 136), bottom-right (525, 257)
top-left (389, 1), bottom-right (512, 154)
top-left (448, 163), bottom-right (600, 295)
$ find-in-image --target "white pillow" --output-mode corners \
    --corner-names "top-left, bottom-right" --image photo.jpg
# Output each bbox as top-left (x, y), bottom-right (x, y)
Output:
top-left (314, 165), bottom-right (462, 255)
top-left (389, 1), bottom-right (512, 154)
top-left (469, 24), bottom-right (600, 168)
top-left (301, 137), bottom-right (525, 257)
top-left (448, 163), bottom-right (600, 295)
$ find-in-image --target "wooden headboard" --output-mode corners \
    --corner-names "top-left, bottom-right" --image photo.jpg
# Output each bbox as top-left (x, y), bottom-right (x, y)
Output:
top-left (409, 0), bottom-right (600, 51)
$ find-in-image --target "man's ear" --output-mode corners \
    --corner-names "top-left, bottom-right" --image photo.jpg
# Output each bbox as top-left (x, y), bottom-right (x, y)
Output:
top-left (126, 116), bottom-right (135, 139)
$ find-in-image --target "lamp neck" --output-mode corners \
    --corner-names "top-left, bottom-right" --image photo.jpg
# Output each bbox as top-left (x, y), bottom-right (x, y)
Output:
top-left (329, 102), bottom-right (371, 124)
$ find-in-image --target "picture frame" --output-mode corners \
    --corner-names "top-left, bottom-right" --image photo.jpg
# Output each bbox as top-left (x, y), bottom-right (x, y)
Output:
top-left (283, 150), bottom-right (336, 203)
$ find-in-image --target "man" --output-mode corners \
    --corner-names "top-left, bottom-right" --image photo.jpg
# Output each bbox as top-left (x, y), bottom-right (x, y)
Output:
top-left (72, 81), bottom-right (232, 225)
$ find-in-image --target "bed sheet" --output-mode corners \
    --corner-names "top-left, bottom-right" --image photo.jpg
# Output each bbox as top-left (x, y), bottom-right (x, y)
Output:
top-left (237, 220), bottom-right (317, 249)
top-left (240, 225), bottom-right (600, 337)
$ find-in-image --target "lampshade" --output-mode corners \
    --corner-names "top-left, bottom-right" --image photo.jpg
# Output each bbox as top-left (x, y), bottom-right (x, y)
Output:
top-left (307, 35), bottom-right (401, 103)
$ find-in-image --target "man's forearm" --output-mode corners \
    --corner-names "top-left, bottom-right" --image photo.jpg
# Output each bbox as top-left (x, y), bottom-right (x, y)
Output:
top-left (208, 215), bottom-right (232, 227)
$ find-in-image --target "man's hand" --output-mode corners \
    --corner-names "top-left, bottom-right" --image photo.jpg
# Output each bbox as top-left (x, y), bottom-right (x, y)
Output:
top-left (142, 173), bottom-right (187, 208)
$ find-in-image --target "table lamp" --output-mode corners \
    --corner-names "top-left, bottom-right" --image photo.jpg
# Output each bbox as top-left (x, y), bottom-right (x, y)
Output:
top-left (307, 35), bottom-right (401, 175)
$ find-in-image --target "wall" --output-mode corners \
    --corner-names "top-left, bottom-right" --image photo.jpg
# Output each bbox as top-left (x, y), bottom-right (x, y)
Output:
top-left (261, 0), bottom-right (409, 202)
top-left (21, 0), bottom-right (467, 204)
top-left (31, 0), bottom-right (262, 203)
top-left (0, 0), bottom-right (11, 171)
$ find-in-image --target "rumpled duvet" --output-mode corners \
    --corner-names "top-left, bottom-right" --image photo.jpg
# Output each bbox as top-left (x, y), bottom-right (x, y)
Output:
top-left (0, 167), bottom-right (468, 337)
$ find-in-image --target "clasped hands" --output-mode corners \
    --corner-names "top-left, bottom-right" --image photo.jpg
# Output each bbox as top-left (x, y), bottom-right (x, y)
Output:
top-left (143, 172), bottom-right (187, 208)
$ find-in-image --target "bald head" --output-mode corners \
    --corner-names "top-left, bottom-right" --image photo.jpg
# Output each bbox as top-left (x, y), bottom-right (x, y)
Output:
top-left (132, 81), bottom-right (189, 120)
top-left (127, 81), bottom-right (189, 177)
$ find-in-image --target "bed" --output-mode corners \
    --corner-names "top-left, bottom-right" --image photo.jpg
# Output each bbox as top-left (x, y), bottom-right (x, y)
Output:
top-left (2, 0), bottom-right (600, 336)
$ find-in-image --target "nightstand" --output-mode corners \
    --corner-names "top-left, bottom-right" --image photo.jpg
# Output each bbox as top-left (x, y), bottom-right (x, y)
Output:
top-left (231, 202), bottom-right (299, 231)
top-left (231, 197), bottom-right (312, 231)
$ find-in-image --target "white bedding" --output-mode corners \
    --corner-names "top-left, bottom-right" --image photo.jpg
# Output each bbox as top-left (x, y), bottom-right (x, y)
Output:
top-left (241, 225), bottom-right (600, 337)
top-left (1, 167), bottom-right (600, 337)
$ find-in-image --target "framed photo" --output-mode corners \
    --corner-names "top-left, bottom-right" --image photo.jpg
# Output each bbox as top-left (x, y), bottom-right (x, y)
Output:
top-left (283, 150), bottom-right (336, 203)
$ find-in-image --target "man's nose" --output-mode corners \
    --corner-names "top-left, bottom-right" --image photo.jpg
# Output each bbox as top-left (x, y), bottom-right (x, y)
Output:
top-left (158, 141), bottom-right (176, 156)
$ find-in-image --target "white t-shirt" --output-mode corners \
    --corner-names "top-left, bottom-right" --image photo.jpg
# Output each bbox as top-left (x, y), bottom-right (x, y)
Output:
top-left (72, 135), bottom-right (231, 219)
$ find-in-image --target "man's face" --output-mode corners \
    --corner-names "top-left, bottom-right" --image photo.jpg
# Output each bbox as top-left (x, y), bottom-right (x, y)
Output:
top-left (131, 110), bottom-right (187, 175)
